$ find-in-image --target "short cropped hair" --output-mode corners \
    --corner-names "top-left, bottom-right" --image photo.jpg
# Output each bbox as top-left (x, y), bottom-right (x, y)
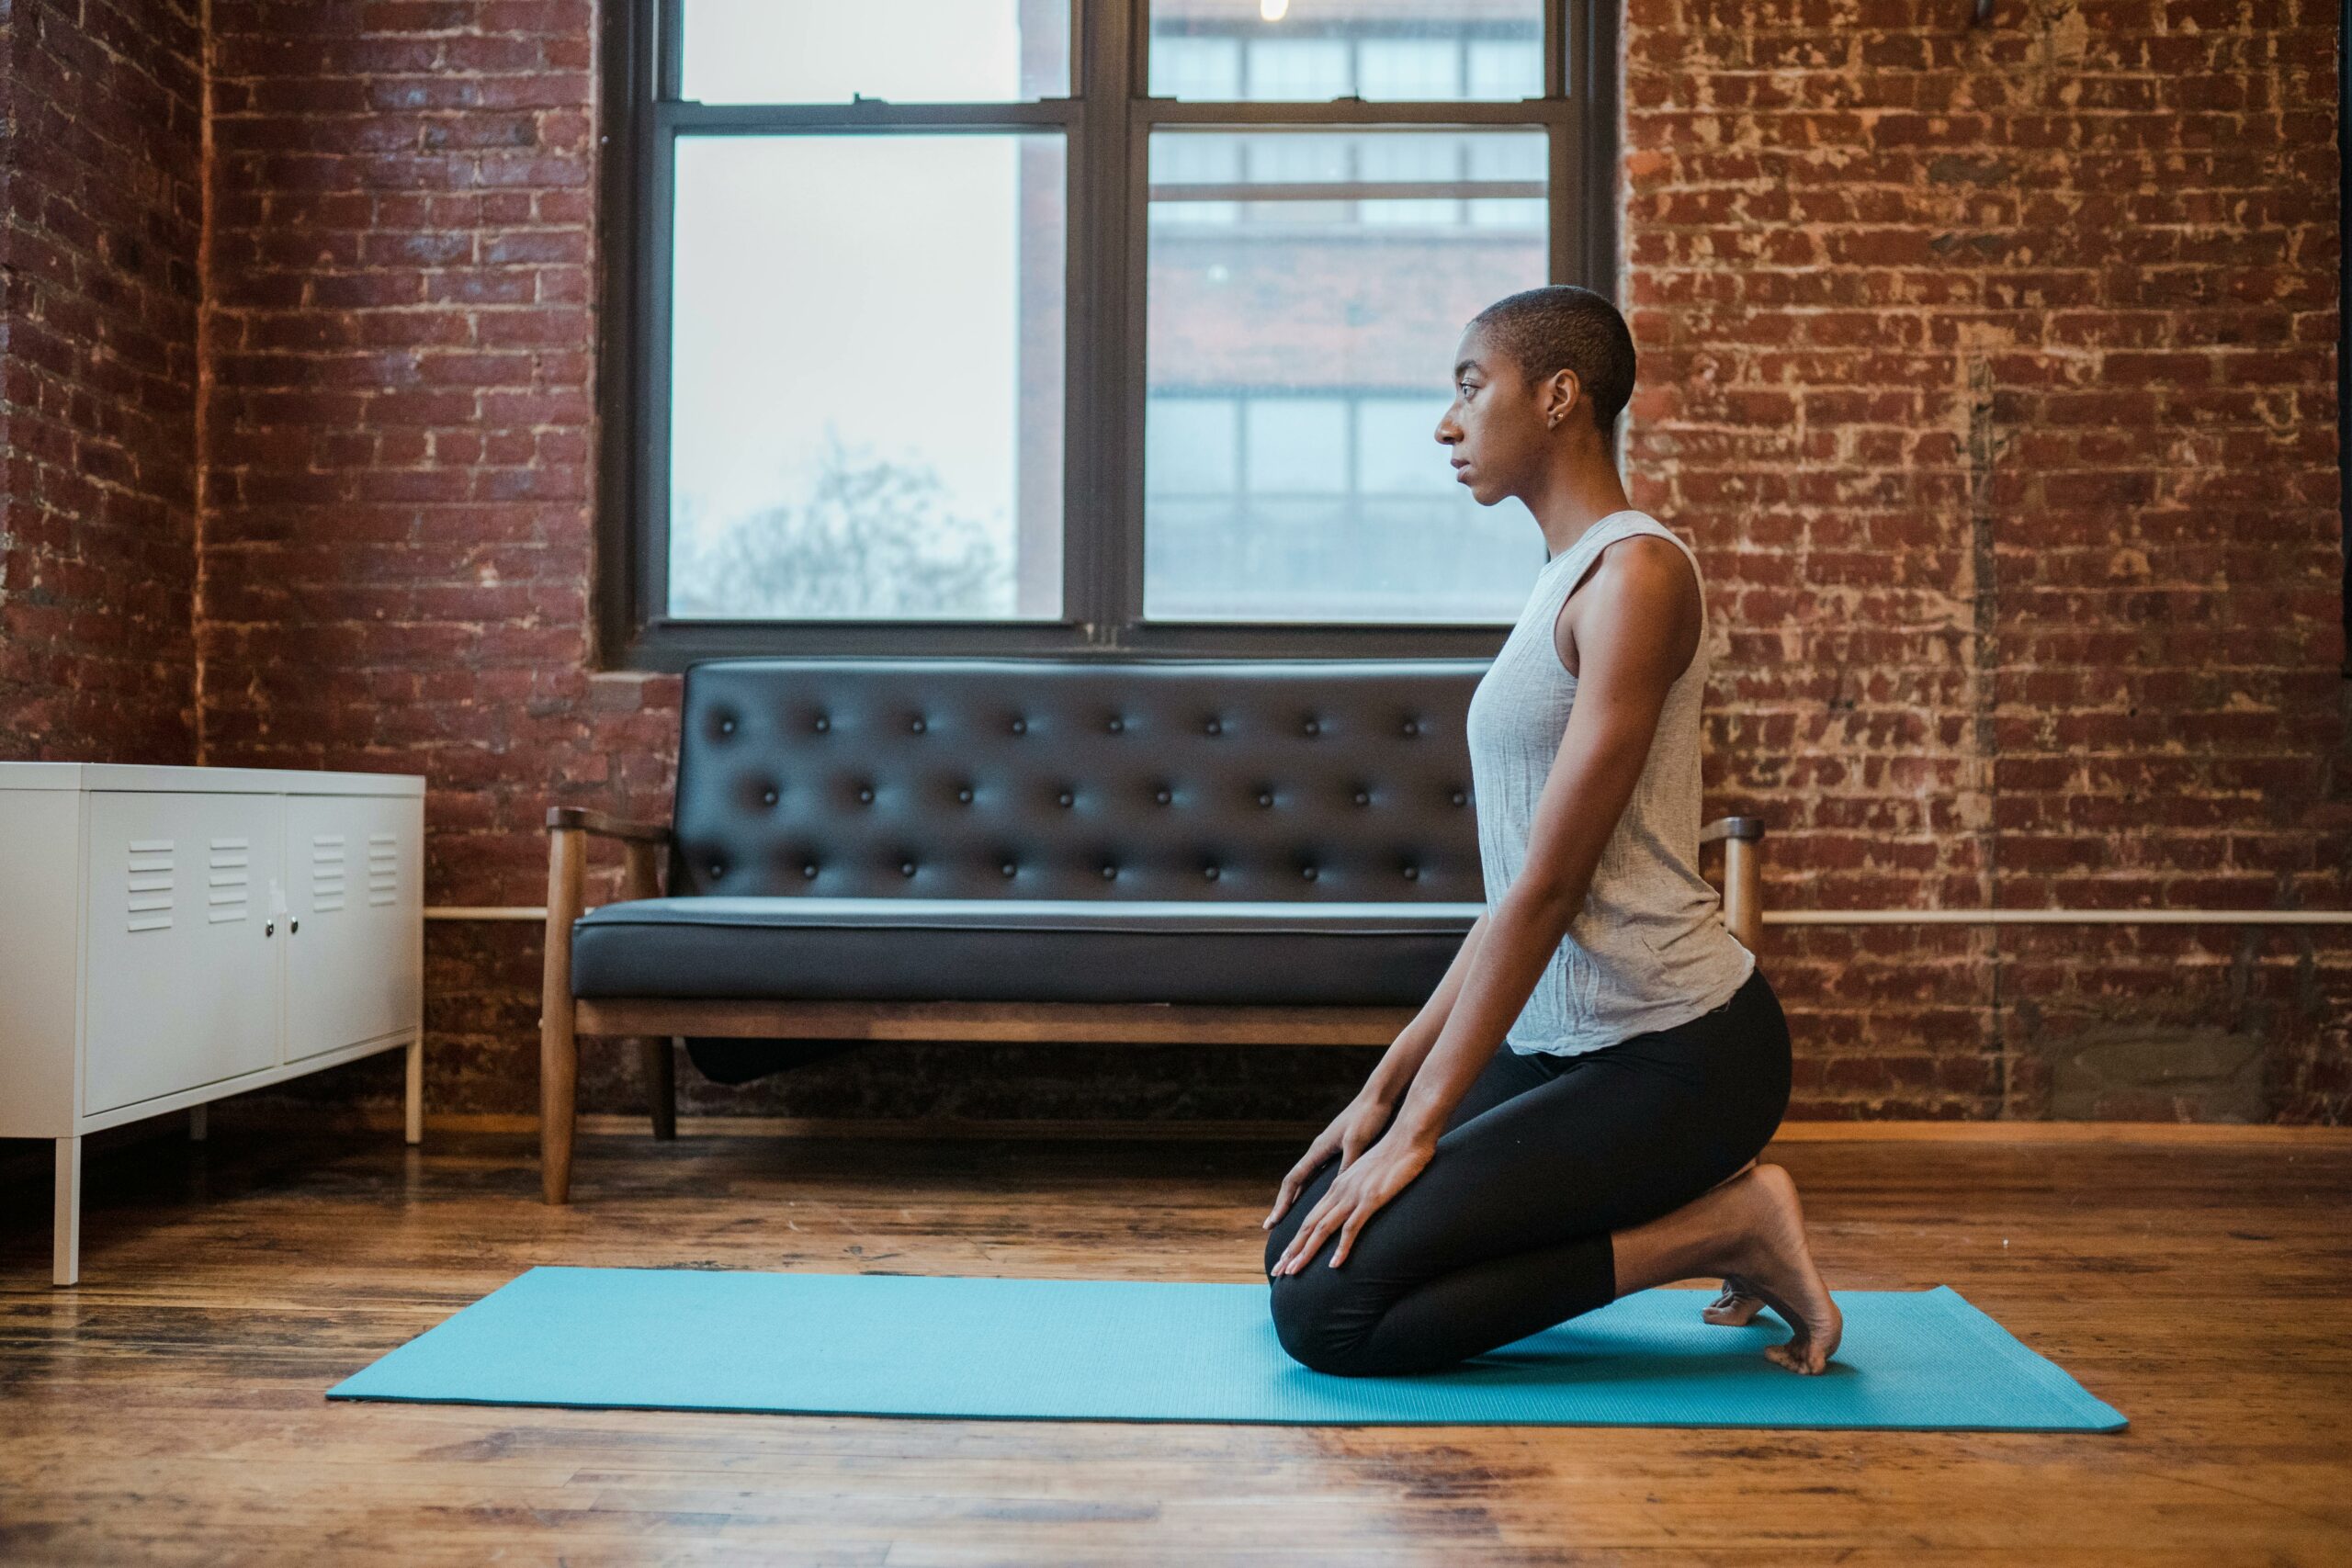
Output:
top-left (1469, 285), bottom-right (1636, 435)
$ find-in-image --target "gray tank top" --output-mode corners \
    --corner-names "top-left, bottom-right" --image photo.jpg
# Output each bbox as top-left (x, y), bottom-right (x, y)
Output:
top-left (1464, 509), bottom-right (1756, 1055)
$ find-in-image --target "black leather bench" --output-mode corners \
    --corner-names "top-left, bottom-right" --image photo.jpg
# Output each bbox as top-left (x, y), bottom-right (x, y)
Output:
top-left (536, 656), bottom-right (1764, 1202)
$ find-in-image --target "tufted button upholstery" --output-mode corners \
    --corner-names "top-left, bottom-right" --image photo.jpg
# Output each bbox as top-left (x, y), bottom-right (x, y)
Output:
top-left (574, 659), bottom-right (1494, 1029)
top-left (652, 658), bottom-right (1484, 906)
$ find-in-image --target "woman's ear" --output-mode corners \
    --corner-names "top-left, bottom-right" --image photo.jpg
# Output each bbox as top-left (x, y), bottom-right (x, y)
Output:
top-left (1544, 367), bottom-right (1582, 432)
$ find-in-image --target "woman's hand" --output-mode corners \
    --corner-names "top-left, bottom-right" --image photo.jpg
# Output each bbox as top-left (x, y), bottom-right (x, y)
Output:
top-left (1269, 1128), bottom-right (1439, 1275)
top-left (1263, 1095), bottom-right (1396, 1233)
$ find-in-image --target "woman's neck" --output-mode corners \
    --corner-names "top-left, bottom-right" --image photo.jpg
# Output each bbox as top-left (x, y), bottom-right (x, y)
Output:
top-left (1528, 456), bottom-right (1635, 561)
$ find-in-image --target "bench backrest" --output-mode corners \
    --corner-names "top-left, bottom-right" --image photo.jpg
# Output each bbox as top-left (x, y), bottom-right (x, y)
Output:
top-left (671, 657), bottom-right (1489, 903)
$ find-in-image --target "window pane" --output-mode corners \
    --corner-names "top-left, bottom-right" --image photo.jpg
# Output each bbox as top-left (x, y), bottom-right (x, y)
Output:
top-left (683, 0), bottom-right (1070, 104)
top-left (1245, 37), bottom-right (1351, 99)
top-left (1245, 399), bottom-right (1348, 493)
top-left (668, 135), bottom-right (1067, 621)
top-left (1358, 133), bottom-right (1463, 228)
top-left (1144, 130), bottom-right (1551, 624)
top-left (1465, 134), bottom-right (1548, 231)
top-left (1149, 2), bottom-right (1541, 103)
top-left (1358, 39), bottom-right (1463, 101)
top-left (1148, 133), bottom-right (1240, 225)
top-left (1145, 397), bottom-right (1238, 494)
top-left (1154, 35), bottom-right (1240, 99)
top-left (1467, 38), bottom-right (1544, 100)
top-left (1356, 397), bottom-right (1460, 493)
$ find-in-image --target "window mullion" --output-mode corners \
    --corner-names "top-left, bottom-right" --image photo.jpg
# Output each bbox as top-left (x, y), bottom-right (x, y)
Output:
top-left (1072, 0), bottom-right (1138, 644)
top-left (656, 0), bottom-right (683, 101)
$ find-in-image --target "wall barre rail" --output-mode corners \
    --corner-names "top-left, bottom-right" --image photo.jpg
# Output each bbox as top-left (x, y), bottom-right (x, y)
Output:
top-left (424, 907), bottom-right (2352, 927)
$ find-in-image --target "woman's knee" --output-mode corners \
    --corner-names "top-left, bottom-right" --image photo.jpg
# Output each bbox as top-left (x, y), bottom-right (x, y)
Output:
top-left (1267, 1265), bottom-right (1390, 1377)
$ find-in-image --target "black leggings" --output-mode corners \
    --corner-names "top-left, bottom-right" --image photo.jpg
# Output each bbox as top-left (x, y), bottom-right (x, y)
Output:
top-left (1263, 965), bottom-right (1792, 1377)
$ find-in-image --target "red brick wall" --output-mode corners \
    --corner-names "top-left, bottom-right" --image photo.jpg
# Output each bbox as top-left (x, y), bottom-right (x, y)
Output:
top-left (192, 1), bottom-right (2348, 1125)
top-left (0, 0), bottom-right (203, 763)
top-left (200, 0), bottom-right (633, 1112)
top-left (1621, 0), bottom-right (2350, 1122)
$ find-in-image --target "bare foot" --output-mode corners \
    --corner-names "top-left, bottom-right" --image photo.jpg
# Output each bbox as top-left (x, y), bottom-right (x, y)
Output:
top-left (1702, 1275), bottom-right (1769, 1326)
top-left (1714, 1164), bottom-right (1842, 1374)
top-left (1701, 1160), bottom-right (1767, 1327)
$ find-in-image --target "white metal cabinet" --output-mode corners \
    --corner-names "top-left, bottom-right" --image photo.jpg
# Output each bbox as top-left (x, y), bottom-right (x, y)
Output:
top-left (284, 793), bottom-right (423, 1064)
top-left (0, 764), bottom-right (426, 1286)
top-left (84, 790), bottom-right (287, 1113)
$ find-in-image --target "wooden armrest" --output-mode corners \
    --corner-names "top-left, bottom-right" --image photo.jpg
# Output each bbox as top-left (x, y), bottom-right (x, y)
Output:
top-left (1699, 817), bottom-right (1764, 951)
top-left (541, 804), bottom-right (673, 1200)
top-left (547, 806), bottom-right (673, 844)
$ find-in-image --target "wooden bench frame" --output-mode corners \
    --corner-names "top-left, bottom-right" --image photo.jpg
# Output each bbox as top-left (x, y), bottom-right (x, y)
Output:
top-left (537, 806), bottom-right (1765, 1203)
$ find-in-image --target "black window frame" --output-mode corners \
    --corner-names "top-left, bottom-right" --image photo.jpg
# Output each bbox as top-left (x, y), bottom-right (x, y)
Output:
top-left (596, 0), bottom-right (1619, 671)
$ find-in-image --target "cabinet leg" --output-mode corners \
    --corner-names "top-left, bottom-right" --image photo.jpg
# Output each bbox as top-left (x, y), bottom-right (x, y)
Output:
top-left (643, 1035), bottom-right (676, 1141)
top-left (404, 1035), bottom-right (424, 1146)
top-left (53, 1137), bottom-right (81, 1287)
top-left (187, 1104), bottom-right (208, 1142)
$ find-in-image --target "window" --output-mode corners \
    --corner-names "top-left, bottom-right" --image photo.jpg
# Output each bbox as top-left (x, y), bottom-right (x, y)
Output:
top-left (603, 0), bottom-right (1618, 666)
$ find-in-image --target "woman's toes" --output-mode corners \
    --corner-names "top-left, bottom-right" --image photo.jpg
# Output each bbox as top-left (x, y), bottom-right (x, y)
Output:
top-left (1765, 1341), bottom-right (1820, 1375)
top-left (1702, 1279), bottom-right (1767, 1326)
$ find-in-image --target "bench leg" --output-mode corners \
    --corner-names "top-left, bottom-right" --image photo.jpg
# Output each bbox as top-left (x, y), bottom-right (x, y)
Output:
top-left (542, 999), bottom-right (578, 1204)
top-left (404, 1035), bottom-right (424, 1145)
top-left (53, 1136), bottom-right (81, 1287)
top-left (541, 824), bottom-right (584, 1204)
top-left (642, 1036), bottom-right (676, 1141)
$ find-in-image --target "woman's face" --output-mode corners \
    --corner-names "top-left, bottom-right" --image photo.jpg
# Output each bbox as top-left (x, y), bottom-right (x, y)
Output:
top-left (1433, 323), bottom-right (1556, 507)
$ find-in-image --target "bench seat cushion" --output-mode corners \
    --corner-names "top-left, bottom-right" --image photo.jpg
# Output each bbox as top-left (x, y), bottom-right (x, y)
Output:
top-left (570, 897), bottom-right (1484, 1007)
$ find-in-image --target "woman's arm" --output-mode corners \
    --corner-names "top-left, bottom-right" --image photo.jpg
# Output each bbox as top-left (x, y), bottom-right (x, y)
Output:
top-left (1270, 536), bottom-right (1706, 1274)
top-left (1359, 908), bottom-right (1494, 1111)
top-left (1385, 538), bottom-right (1697, 1145)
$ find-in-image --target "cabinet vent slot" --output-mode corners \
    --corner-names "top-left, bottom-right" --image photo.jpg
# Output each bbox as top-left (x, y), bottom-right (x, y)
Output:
top-left (126, 838), bottom-right (174, 932)
top-left (311, 833), bottom-right (347, 912)
top-left (207, 837), bottom-right (252, 923)
top-left (368, 832), bottom-right (399, 906)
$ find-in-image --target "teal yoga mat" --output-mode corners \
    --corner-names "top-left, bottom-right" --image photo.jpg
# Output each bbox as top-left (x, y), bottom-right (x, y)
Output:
top-left (328, 1267), bottom-right (2125, 1431)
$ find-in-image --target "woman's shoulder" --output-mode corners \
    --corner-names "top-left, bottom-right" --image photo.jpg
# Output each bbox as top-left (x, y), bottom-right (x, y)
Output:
top-left (1555, 513), bottom-right (1701, 600)
top-left (1597, 510), bottom-right (1699, 561)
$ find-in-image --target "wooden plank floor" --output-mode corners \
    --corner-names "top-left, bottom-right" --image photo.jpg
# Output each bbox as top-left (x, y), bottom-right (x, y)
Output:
top-left (3, 1121), bottom-right (2348, 1565)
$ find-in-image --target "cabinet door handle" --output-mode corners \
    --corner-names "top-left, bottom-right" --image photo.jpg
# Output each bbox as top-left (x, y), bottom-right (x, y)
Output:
top-left (265, 919), bottom-right (275, 936)
top-left (289, 919), bottom-right (300, 934)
